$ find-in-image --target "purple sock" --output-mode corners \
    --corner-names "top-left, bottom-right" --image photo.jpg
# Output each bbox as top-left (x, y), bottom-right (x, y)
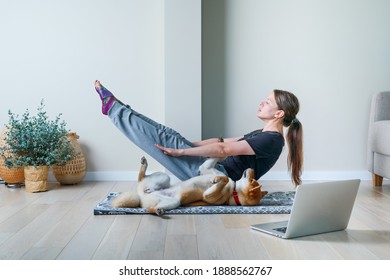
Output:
top-left (101, 96), bottom-right (116, 115)
top-left (95, 81), bottom-right (116, 115)
top-left (95, 83), bottom-right (114, 100)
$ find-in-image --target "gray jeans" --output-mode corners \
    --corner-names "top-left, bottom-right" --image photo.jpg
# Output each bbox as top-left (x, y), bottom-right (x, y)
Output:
top-left (108, 101), bottom-right (227, 181)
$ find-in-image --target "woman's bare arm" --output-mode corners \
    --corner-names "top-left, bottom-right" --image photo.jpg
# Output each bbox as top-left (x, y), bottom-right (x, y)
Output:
top-left (192, 136), bottom-right (242, 146)
top-left (155, 139), bottom-right (254, 158)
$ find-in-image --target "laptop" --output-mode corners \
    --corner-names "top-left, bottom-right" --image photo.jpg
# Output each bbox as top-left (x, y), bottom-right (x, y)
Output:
top-left (251, 179), bottom-right (360, 239)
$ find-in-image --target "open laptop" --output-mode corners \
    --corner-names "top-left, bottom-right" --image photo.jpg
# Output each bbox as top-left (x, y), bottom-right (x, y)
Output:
top-left (251, 179), bottom-right (360, 239)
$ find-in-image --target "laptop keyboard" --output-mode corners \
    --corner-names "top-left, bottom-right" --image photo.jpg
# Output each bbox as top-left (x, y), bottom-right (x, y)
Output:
top-left (273, 227), bottom-right (287, 233)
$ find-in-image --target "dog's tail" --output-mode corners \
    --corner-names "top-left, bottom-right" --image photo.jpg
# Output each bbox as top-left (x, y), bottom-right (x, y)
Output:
top-left (111, 189), bottom-right (140, 208)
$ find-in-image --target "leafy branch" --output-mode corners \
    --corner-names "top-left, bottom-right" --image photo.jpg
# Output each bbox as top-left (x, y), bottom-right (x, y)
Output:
top-left (0, 100), bottom-right (76, 168)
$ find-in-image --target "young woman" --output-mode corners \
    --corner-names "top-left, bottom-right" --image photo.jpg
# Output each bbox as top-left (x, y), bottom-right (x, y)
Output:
top-left (95, 80), bottom-right (303, 186)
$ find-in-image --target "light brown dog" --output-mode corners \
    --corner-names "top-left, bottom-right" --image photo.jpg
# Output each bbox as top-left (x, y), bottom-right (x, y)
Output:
top-left (111, 157), bottom-right (268, 216)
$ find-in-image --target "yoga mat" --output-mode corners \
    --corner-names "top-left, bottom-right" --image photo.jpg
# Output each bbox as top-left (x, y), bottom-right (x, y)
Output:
top-left (94, 191), bottom-right (295, 215)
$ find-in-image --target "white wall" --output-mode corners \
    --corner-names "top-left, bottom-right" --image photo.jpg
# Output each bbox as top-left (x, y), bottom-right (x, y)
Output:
top-left (0, 0), bottom-right (201, 180)
top-left (164, 0), bottom-right (202, 141)
top-left (1, 0), bottom-right (389, 181)
top-left (202, 0), bottom-right (390, 180)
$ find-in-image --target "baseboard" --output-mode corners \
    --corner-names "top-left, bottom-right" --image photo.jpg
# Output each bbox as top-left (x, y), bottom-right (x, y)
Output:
top-left (48, 170), bottom-right (376, 182)
top-left (261, 170), bottom-right (374, 181)
top-left (48, 171), bottom-right (141, 182)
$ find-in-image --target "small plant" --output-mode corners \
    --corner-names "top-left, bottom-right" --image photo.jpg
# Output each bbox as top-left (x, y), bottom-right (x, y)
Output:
top-left (0, 100), bottom-right (76, 168)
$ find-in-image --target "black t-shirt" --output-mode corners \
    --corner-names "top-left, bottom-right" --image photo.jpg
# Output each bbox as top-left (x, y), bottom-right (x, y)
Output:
top-left (220, 130), bottom-right (284, 181)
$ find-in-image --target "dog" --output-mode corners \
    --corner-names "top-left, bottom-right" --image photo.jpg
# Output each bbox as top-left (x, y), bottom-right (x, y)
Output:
top-left (111, 156), bottom-right (268, 216)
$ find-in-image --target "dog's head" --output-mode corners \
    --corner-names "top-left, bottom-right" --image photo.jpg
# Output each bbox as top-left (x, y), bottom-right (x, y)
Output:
top-left (234, 168), bottom-right (268, 206)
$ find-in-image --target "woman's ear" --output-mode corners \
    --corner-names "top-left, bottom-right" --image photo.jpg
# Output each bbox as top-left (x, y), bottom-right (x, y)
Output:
top-left (274, 110), bottom-right (285, 119)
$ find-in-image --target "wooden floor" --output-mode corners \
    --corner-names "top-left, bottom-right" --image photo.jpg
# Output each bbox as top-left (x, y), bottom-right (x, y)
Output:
top-left (0, 179), bottom-right (389, 260)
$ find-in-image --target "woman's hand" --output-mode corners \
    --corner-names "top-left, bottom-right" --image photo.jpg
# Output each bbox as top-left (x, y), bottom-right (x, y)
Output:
top-left (155, 144), bottom-right (184, 157)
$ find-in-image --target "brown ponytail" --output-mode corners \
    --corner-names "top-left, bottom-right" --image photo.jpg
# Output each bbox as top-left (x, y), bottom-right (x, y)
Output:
top-left (274, 90), bottom-right (303, 186)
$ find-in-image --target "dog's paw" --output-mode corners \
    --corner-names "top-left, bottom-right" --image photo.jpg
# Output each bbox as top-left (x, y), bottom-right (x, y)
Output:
top-left (147, 207), bottom-right (165, 216)
top-left (141, 156), bottom-right (147, 165)
top-left (155, 208), bottom-right (164, 216)
top-left (211, 176), bottom-right (221, 184)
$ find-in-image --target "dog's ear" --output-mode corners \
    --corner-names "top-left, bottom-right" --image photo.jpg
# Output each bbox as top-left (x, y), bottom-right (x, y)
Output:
top-left (250, 178), bottom-right (259, 187)
top-left (254, 183), bottom-right (268, 201)
top-left (243, 182), bottom-right (268, 205)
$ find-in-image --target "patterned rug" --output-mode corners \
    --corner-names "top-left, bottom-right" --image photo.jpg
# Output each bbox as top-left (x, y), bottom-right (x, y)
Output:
top-left (94, 191), bottom-right (295, 215)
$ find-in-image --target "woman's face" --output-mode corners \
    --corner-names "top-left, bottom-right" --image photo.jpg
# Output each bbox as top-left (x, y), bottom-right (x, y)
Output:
top-left (257, 93), bottom-right (281, 120)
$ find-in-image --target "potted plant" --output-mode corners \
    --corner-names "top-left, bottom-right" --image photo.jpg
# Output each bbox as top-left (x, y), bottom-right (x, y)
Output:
top-left (0, 126), bottom-right (25, 187)
top-left (0, 100), bottom-right (76, 192)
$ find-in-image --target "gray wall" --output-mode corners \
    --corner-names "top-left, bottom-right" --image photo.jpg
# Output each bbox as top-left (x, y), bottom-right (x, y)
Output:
top-left (202, 0), bottom-right (390, 180)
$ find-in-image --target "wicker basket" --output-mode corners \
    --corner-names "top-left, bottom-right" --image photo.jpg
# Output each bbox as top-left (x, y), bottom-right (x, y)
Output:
top-left (52, 132), bottom-right (86, 185)
top-left (0, 127), bottom-right (25, 184)
top-left (0, 163), bottom-right (24, 185)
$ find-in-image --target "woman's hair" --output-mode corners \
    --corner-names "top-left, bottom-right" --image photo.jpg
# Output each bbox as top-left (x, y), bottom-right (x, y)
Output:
top-left (274, 89), bottom-right (303, 186)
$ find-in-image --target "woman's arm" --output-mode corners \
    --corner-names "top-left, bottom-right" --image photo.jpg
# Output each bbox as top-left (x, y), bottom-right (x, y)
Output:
top-left (192, 136), bottom-right (242, 146)
top-left (155, 140), bottom-right (254, 158)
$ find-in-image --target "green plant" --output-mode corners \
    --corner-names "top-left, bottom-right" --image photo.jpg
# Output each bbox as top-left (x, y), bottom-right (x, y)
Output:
top-left (0, 100), bottom-right (76, 168)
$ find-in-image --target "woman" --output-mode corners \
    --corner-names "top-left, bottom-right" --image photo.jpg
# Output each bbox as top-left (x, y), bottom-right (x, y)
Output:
top-left (95, 80), bottom-right (303, 186)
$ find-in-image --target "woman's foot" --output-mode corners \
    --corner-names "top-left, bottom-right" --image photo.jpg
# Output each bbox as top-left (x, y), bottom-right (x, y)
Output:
top-left (94, 80), bottom-right (116, 115)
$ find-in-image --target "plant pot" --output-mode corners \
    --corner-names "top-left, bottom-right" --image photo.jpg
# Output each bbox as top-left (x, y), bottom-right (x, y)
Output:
top-left (52, 132), bottom-right (86, 185)
top-left (0, 164), bottom-right (24, 186)
top-left (24, 166), bottom-right (49, 192)
top-left (0, 127), bottom-right (25, 186)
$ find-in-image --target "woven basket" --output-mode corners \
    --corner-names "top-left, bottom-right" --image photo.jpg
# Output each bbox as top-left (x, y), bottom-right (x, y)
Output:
top-left (52, 132), bottom-right (86, 185)
top-left (0, 127), bottom-right (25, 184)
top-left (0, 163), bottom-right (24, 184)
